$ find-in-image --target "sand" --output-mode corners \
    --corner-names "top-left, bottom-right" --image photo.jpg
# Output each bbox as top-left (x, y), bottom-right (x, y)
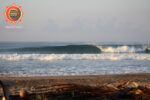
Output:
top-left (0, 73), bottom-right (150, 100)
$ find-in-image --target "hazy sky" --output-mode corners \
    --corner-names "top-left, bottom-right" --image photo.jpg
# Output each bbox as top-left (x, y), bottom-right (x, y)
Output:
top-left (0, 0), bottom-right (150, 42)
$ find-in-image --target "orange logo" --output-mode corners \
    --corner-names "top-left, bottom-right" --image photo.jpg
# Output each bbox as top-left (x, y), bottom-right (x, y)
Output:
top-left (5, 4), bottom-right (23, 24)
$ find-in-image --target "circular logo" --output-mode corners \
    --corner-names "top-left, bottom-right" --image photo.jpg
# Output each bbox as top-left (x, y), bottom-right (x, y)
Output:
top-left (5, 4), bottom-right (23, 24)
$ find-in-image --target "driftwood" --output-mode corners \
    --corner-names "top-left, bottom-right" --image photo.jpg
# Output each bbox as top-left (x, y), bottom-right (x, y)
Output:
top-left (6, 81), bottom-right (150, 100)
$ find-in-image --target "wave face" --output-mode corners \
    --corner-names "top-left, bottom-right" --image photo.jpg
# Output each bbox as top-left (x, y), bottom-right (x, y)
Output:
top-left (0, 45), bottom-right (101, 54)
top-left (0, 44), bottom-right (149, 54)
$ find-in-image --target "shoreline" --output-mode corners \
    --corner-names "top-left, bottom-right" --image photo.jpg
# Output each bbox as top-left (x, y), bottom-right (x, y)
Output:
top-left (1, 72), bottom-right (150, 77)
top-left (1, 73), bottom-right (150, 83)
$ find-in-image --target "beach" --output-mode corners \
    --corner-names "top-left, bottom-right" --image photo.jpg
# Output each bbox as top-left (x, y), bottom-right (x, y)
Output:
top-left (1, 73), bottom-right (150, 100)
top-left (0, 42), bottom-right (150, 99)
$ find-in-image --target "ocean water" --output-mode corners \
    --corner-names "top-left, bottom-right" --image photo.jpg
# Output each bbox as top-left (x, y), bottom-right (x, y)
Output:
top-left (0, 42), bottom-right (150, 76)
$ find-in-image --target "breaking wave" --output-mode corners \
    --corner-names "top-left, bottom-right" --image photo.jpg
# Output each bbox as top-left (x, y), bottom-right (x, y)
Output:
top-left (0, 44), bottom-right (149, 54)
top-left (98, 45), bottom-right (149, 53)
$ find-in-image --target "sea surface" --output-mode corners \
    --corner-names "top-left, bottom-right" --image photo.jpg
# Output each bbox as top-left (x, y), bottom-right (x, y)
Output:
top-left (0, 42), bottom-right (150, 76)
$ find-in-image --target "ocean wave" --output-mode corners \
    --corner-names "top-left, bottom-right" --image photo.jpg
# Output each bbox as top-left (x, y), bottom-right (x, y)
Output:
top-left (0, 54), bottom-right (150, 61)
top-left (0, 44), bottom-right (149, 54)
top-left (0, 45), bottom-right (101, 54)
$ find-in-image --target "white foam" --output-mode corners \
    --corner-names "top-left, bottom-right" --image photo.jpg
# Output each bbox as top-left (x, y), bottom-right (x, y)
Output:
top-left (0, 53), bottom-right (150, 61)
top-left (97, 45), bottom-right (143, 53)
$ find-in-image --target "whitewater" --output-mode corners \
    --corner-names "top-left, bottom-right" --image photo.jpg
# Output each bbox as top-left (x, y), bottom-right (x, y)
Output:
top-left (0, 42), bottom-right (150, 76)
top-left (0, 53), bottom-right (150, 61)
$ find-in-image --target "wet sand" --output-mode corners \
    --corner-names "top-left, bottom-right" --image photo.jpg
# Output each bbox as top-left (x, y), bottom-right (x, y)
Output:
top-left (0, 73), bottom-right (150, 100)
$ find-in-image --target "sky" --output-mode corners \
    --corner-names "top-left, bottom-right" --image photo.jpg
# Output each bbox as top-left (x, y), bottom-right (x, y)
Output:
top-left (0, 0), bottom-right (150, 42)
